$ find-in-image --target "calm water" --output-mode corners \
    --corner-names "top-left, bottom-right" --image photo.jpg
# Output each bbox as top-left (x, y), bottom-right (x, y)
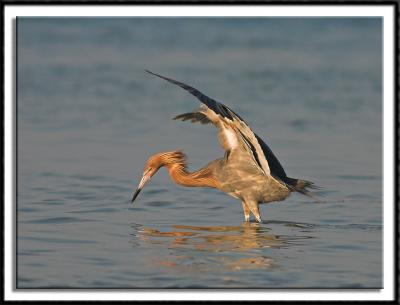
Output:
top-left (17, 18), bottom-right (382, 288)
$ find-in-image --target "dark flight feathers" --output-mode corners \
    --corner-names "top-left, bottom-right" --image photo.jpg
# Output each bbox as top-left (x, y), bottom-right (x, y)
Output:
top-left (145, 70), bottom-right (246, 122)
top-left (173, 112), bottom-right (211, 124)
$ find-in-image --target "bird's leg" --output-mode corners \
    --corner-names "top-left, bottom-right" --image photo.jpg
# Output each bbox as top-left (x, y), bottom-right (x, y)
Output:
top-left (246, 200), bottom-right (262, 223)
top-left (241, 202), bottom-right (251, 222)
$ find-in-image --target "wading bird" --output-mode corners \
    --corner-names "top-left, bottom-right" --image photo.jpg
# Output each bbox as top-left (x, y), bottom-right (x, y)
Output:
top-left (131, 71), bottom-right (316, 222)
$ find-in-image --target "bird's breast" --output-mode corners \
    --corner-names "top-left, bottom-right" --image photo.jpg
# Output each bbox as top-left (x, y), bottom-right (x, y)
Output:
top-left (216, 162), bottom-right (290, 203)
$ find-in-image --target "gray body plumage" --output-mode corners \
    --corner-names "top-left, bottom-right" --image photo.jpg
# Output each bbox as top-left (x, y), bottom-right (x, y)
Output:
top-left (210, 151), bottom-right (290, 203)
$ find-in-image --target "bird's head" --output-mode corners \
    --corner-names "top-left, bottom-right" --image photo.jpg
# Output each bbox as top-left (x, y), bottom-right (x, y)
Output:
top-left (131, 151), bottom-right (186, 203)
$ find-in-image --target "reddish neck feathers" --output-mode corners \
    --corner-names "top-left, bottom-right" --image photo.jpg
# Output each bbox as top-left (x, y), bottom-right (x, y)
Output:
top-left (166, 164), bottom-right (220, 188)
top-left (157, 151), bottom-right (219, 188)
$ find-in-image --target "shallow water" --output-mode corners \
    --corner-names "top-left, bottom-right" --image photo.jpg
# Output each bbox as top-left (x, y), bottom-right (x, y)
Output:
top-left (17, 18), bottom-right (382, 288)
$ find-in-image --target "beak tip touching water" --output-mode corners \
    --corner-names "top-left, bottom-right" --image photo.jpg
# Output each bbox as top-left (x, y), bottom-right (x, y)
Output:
top-left (131, 188), bottom-right (142, 203)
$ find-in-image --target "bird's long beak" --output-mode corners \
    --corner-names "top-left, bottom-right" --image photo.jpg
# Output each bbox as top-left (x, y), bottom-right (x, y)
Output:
top-left (131, 173), bottom-right (150, 203)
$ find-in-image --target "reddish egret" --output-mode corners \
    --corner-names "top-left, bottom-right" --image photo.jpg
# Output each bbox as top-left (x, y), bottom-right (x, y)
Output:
top-left (132, 71), bottom-right (316, 222)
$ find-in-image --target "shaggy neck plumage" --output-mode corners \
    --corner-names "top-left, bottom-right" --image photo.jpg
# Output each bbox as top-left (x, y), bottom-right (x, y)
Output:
top-left (158, 151), bottom-right (219, 188)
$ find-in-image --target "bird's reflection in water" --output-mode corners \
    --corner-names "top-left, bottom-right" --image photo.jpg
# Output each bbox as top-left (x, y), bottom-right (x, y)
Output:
top-left (130, 222), bottom-right (297, 273)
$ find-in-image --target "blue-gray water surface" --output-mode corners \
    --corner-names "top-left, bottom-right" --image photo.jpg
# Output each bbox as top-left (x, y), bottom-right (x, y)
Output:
top-left (17, 18), bottom-right (382, 288)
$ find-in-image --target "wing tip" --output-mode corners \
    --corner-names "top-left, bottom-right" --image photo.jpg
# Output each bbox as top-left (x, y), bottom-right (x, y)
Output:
top-left (145, 69), bottom-right (158, 77)
top-left (145, 70), bottom-right (179, 86)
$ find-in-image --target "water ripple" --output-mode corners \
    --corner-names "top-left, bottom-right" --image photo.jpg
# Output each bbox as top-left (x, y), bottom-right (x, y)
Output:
top-left (265, 220), bottom-right (382, 232)
top-left (68, 207), bottom-right (117, 214)
top-left (25, 216), bottom-right (95, 224)
top-left (20, 236), bottom-right (98, 244)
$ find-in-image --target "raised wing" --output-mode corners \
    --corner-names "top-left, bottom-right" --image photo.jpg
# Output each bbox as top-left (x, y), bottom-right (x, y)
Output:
top-left (146, 70), bottom-right (288, 181)
top-left (173, 105), bottom-right (242, 153)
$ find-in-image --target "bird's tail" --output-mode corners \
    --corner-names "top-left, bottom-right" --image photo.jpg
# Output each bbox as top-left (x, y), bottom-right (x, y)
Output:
top-left (285, 177), bottom-right (321, 200)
